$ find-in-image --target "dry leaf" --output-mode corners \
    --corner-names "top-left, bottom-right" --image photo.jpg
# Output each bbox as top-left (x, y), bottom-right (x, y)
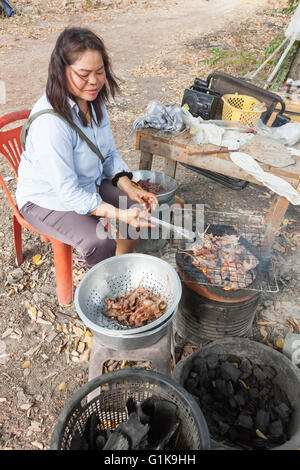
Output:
top-left (27, 306), bottom-right (37, 321)
top-left (72, 325), bottom-right (84, 337)
top-left (287, 317), bottom-right (299, 332)
top-left (2, 328), bottom-right (14, 338)
top-left (36, 318), bottom-right (53, 326)
top-left (84, 330), bottom-right (93, 348)
top-left (65, 348), bottom-right (70, 365)
top-left (7, 288), bottom-right (16, 297)
top-left (256, 429), bottom-right (268, 440)
top-left (61, 323), bottom-right (69, 334)
top-left (58, 381), bottom-right (67, 391)
top-left (31, 254), bottom-right (42, 264)
top-left (20, 403), bottom-right (32, 411)
top-left (25, 344), bottom-right (42, 357)
top-left (31, 441), bottom-right (43, 450)
top-left (276, 338), bottom-right (284, 350)
top-left (27, 280), bottom-right (36, 289)
top-left (260, 326), bottom-right (268, 341)
top-left (283, 219), bottom-right (296, 226)
top-left (238, 379), bottom-right (250, 390)
top-left (77, 342), bottom-right (85, 354)
top-left (57, 338), bottom-right (68, 354)
top-left (77, 349), bottom-right (90, 363)
top-left (21, 360), bottom-right (31, 369)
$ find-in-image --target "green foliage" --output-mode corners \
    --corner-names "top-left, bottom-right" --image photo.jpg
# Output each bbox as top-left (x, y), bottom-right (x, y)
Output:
top-left (261, 36), bottom-right (298, 84)
top-left (264, 36), bottom-right (285, 57)
top-left (279, 0), bottom-right (299, 14)
top-left (205, 48), bottom-right (257, 74)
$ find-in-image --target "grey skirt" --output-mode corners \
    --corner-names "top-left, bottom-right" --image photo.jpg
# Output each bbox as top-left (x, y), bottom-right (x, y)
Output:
top-left (19, 179), bottom-right (138, 267)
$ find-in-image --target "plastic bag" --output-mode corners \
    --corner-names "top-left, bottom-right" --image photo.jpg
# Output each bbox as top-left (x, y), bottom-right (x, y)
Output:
top-left (230, 152), bottom-right (300, 205)
top-left (133, 100), bottom-right (184, 134)
top-left (182, 107), bottom-right (253, 148)
top-left (254, 119), bottom-right (300, 146)
top-left (0, 0), bottom-right (14, 17)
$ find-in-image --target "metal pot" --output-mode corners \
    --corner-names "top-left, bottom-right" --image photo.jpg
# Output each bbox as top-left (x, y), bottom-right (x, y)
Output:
top-left (131, 170), bottom-right (178, 205)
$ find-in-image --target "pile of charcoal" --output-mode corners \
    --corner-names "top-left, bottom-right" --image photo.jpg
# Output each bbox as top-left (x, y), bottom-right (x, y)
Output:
top-left (184, 354), bottom-right (293, 450)
top-left (70, 397), bottom-right (180, 450)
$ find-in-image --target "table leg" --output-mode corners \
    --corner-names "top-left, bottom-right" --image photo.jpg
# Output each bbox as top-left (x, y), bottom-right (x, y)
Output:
top-left (164, 158), bottom-right (177, 178)
top-left (262, 195), bottom-right (290, 251)
top-left (139, 151), bottom-right (153, 170)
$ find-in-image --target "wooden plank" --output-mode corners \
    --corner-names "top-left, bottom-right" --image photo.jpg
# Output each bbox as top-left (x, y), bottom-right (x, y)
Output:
top-left (135, 130), bottom-right (141, 150)
top-left (262, 181), bottom-right (300, 250)
top-left (139, 137), bottom-right (300, 185)
top-left (139, 132), bottom-right (300, 180)
top-left (139, 150), bottom-right (153, 170)
top-left (262, 195), bottom-right (290, 251)
top-left (164, 158), bottom-right (177, 178)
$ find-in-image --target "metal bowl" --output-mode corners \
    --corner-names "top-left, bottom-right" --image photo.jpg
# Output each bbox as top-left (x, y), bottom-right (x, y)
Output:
top-left (90, 309), bottom-right (177, 350)
top-left (74, 253), bottom-right (182, 337)
top-left (131, 170), bottom-right (178, 204)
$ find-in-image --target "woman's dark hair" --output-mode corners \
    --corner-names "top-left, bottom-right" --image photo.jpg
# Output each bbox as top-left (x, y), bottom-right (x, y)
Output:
top-left (46, 27), bottom-right (119, 126)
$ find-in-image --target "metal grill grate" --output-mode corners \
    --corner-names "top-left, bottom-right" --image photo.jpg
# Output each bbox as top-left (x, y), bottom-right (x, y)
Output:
top-left (167, 210), bottom-right (279, 293)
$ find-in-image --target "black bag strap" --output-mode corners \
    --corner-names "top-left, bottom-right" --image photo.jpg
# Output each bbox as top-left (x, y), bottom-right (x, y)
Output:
top-left (20, 109), bottom-right (105, 164)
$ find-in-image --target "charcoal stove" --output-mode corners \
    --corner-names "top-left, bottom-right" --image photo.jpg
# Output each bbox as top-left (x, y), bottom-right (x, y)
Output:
top-left (173, 212), bottom-right (278, 343)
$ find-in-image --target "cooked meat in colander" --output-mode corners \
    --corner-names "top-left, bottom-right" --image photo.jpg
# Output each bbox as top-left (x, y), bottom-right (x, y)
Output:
top-left (102, 287), bottom-right (167, 328)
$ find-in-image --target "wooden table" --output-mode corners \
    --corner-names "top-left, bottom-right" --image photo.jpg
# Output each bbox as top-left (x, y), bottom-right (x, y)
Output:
top-left (136, 128), bottom-right (300, 248)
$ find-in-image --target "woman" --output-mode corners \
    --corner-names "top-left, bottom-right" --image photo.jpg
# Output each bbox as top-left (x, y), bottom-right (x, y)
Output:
top-left (16, 27), bottom-right (158, 267)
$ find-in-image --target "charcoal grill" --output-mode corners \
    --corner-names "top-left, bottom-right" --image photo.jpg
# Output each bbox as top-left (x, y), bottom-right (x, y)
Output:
top-left (176, 223), bottom-right (268, 298)
top-left (175, 209), bottom-right (278, 295)
top-left (171, 210), bottom-right (278, 342)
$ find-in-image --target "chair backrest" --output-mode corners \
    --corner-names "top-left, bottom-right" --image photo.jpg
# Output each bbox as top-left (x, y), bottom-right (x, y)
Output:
top-left (0, 110), bottom-right (31, 215)
top-left (206, 71), bottom-right (286, 124)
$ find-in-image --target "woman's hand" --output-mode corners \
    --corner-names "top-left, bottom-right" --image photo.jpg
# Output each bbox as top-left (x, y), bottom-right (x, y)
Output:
top-left (116, 176), bottom-right (158, 212)
top-left (118, 207), bottom-right (153, 228)
top-left (127, 187), bottom-right (158, 212)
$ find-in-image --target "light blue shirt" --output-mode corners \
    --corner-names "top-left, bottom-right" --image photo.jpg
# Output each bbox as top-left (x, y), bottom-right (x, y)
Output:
top-left (16, 93), bottom-right (131, 215)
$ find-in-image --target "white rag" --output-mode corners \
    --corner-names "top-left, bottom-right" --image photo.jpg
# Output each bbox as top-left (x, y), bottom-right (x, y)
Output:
top-left (230, 152), bottom-right (300, 205)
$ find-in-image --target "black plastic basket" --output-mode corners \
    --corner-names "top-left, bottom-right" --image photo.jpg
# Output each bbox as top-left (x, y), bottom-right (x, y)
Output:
top-left (50, 369), bottom-right (211, 450)
top-left (173, 338), bottom-right (300, 450)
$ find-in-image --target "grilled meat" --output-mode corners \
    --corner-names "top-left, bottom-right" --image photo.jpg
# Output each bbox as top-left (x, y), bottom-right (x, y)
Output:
top-left (102, 287), bottom-right (167, 327)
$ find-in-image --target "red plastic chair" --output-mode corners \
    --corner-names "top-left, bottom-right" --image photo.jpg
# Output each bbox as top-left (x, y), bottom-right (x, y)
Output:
top-left (0, 110), bottom-right (73, 305)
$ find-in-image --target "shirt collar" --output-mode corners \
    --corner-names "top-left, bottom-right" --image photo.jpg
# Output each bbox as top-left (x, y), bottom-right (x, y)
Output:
top-left (67, 96), bottom-right (79, 111)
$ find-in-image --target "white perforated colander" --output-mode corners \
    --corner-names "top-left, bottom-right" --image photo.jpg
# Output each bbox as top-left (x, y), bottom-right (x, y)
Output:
top-left (74, 253), bottom-right (182, 336)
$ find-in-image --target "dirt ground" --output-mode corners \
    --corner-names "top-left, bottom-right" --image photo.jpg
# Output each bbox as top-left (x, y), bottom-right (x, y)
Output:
top-left (0, 0), bottom-right (299, 450)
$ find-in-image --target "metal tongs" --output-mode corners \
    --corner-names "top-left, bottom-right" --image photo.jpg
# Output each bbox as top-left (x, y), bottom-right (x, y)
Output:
top-left (147, 215), bottom-right (195, 241)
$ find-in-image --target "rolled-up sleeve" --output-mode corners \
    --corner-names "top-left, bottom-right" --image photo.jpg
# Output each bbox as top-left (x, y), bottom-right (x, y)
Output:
top-left (31, 115), bottom-right (102, 214)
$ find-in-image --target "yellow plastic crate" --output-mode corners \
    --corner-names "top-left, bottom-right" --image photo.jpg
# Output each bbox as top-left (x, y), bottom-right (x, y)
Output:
top-left (221, 93), bottom-right (266, 127)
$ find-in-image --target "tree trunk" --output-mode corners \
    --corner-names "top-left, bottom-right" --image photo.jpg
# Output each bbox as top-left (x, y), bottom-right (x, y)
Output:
top-left (288, 41), bottom-right (300, 80)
